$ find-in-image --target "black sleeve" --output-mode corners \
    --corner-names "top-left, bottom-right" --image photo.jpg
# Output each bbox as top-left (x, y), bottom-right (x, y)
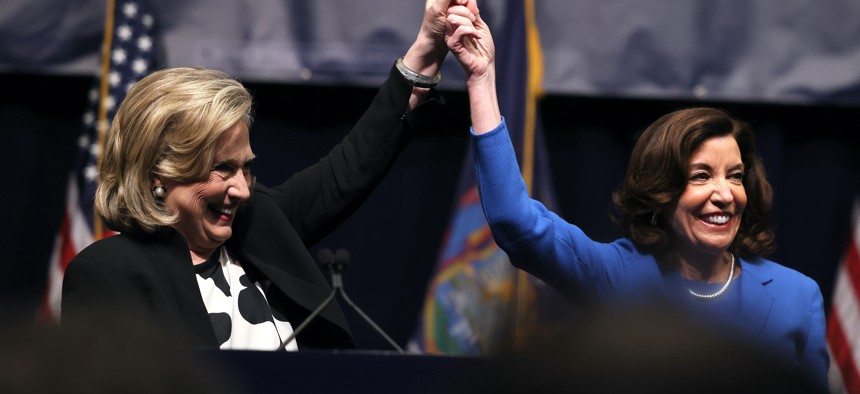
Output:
top-left (261, 63), bottom-right (441, 245)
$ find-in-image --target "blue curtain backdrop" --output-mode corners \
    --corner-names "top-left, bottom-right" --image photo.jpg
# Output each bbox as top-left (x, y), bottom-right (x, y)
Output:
top-left (3, 0), bottom-right (859, 105)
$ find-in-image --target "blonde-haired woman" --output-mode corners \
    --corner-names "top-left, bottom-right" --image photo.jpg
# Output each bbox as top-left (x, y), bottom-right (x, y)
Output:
top-left (63, 0), bottom-right (468, 351)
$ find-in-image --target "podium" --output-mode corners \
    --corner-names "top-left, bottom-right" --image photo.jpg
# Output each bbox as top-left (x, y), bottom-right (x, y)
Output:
top-left (200, 349), bottom-right (486, 393)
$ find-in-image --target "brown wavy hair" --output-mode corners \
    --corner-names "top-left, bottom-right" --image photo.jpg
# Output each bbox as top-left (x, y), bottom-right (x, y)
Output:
top-left (610, 107), bottom-right (774, 258)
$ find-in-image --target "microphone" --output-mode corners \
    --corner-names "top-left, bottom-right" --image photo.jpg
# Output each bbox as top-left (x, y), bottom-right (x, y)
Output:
top-left (281, 248), bottom-right (404, 353)
top-left (327, 249), bottom-right (404, 354)
top-left (280, 248), bottom-right (339, 349)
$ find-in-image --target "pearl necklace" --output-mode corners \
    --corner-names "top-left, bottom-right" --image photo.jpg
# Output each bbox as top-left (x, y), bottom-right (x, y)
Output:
top-left (688, 253), bottom-right (735, 300)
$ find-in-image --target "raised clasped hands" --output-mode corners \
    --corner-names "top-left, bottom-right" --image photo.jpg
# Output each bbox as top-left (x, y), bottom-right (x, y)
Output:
top-left (404, 0), bottom-right (473, 77)
top-left (445, 0), bottom-right (500, 134)
top-left (445, 0), bottom-right (495, 85)
top-left (404, 0), bottom-right (478, 109)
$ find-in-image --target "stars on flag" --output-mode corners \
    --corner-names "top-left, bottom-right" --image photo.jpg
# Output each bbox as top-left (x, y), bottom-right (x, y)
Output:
top-left (103, 0), bottom-right (155, 118)
top-left (123, 2), bottom-right (138, 18)
top-left (137, 36), bottom-right (152, 51)
top-left (116, 24), bottom-right (132, 41)
top-left (78, 0), bottom-right (157, 214)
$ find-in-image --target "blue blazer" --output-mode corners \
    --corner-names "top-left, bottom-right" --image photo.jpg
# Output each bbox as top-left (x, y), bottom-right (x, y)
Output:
top-left (472, 120), bottom-right (829, 391)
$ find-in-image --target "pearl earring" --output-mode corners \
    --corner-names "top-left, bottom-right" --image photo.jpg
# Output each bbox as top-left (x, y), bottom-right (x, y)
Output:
top-left (152, 185), bottom-right (166, 199)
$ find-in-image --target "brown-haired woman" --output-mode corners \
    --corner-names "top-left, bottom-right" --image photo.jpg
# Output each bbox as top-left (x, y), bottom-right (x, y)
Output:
top-left (445, 2), bottom-right (827, 391)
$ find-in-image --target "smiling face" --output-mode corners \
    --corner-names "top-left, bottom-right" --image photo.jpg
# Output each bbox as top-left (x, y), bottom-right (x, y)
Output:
top-left (666, 135), bottom-right (747, 259)
top-left (159, 122), bottom-right (255, 261)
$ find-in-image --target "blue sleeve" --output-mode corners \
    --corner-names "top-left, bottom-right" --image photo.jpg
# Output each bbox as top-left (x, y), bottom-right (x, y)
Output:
top-left (801, 280), bottom-right (830, 392)
top-left (471, 119), bottom-right (627, 300)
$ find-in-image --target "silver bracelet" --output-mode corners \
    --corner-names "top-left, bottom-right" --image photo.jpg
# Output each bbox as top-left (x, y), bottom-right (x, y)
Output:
top-left (395, 56), bottom-right (441, 88)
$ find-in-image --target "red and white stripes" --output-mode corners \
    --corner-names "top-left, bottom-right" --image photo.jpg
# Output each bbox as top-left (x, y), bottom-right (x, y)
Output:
top-left (827, 197), bottom-right (860, 394)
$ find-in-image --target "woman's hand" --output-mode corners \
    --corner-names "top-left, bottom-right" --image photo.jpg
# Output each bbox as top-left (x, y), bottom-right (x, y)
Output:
top-left (404, 0), bottom-right (471, 109)
top-left (446, 0), bottom-right (500, 134)
top-left (404, 0), bottom-right (472, 80)
top-left (445, 1), bottom-right (494, 86)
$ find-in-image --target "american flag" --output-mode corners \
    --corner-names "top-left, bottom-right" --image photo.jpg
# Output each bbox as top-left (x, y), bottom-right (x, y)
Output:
top-left (41, 0), bottom-right (156, 322)
top-left (828, 197), bottom-right (860, 394)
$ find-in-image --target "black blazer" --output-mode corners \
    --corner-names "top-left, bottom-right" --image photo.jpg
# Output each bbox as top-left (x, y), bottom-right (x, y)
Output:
top-left (61, 65), bottom-right (436, 350)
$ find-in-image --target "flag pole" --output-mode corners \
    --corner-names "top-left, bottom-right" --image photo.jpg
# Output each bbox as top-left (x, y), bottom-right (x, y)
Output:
top-left (94, 0), bottom-right (117, 240)
top-left (515, 0), bottom-right (545, 346)
top-left (520, 0), bottom-right (543, 196)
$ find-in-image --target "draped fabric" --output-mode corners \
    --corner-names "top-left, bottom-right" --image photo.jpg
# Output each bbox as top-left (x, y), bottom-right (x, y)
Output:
top-left (2, 0), bottom-right (859, 105)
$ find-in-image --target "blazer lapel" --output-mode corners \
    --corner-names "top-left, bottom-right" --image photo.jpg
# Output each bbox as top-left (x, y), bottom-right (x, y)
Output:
top-left (737, 258), bottom-right (775, 342)
top-left (145, 230), bottom-right (219, 347)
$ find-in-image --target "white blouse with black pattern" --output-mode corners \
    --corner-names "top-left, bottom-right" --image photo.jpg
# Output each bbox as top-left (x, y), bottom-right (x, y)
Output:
top-left (194, 247), bottom-right (298, 351)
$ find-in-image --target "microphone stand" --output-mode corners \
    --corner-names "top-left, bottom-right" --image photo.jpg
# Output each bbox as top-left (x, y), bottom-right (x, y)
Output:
top-left (280, 285), bottom-right (337, 350)
top-left (281, 249), bottom-right (405, 354)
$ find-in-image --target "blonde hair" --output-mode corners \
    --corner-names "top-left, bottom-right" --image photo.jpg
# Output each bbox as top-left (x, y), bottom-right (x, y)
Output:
top-left (96, 67), bottom-right (253, 234)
